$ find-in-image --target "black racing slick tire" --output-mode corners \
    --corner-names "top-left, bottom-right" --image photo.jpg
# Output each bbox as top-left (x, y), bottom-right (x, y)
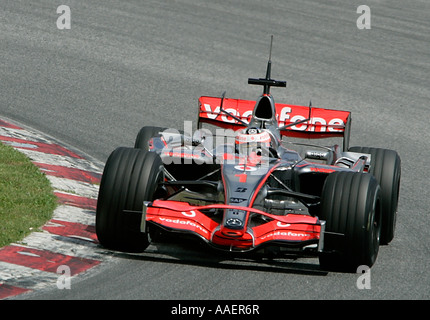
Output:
top-left (96, 147), bottom-right (164, 252)
top-left (319, 172), bottom-right (382, 272)
top-left (134, 126), bottom-right (166, 150)
top-left (349, 146), bottom-right (401, 244)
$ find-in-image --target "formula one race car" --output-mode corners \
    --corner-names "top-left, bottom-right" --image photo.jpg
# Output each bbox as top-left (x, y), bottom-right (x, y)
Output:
top-left (96, 40), bottom-right (401, 272)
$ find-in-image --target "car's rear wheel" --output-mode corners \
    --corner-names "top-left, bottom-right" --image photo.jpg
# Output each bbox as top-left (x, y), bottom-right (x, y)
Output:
top-left (319, 172), bottom-right (382, 272)
top-left (96, 147), bottom-right (164, 252)
top-left (134, 126), bottom-right (167, 150)
top-left (349, 146), bottom-right (401, 244)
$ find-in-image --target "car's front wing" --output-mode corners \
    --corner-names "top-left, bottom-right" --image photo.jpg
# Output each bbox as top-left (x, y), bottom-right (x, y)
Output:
top-left (142, 200), bottom-right (324, 253)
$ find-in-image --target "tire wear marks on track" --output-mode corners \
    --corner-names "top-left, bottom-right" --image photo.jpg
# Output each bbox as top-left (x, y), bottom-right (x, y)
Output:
top-left (54, 192), bottom-right (98, 211)
top-left (0, 245), bottom-right (100, 276)
top-left (0, 136), bottom-right (84, 159)
top-left (0, 283), bottom-right (30, 300)
top-left (42, 219), bottom-right (98, 243)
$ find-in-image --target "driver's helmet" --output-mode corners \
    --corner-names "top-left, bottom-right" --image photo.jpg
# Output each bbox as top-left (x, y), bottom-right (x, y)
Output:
top-left (235, 127), bottom-right (271, 156)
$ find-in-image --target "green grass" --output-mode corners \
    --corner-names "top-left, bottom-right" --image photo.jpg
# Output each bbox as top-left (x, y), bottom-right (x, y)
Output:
top-left (0, 142), bottom-right (57, 247)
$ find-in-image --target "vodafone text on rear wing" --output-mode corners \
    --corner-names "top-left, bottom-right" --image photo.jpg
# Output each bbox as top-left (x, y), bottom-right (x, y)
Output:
top-left (197, 96), bottom-right (352, 150)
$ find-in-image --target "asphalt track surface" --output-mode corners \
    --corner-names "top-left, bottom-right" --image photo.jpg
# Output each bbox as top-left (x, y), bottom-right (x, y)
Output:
top-left (1, 0), bottom-right (429, 300)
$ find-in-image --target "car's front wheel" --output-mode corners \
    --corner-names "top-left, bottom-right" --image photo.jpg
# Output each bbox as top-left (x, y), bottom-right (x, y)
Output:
top-left (96, 147), bottom-right (164, 252)
top-left (318, 171), bottom-right (382, 272)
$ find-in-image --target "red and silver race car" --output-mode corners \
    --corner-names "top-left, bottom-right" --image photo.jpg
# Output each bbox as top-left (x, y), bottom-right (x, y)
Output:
top-left (96, 41), bottom-right (401, 272)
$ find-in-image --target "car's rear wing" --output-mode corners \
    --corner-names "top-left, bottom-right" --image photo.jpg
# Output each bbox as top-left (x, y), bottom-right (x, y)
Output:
top-left (197, 96), bottom-right (352, 150)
